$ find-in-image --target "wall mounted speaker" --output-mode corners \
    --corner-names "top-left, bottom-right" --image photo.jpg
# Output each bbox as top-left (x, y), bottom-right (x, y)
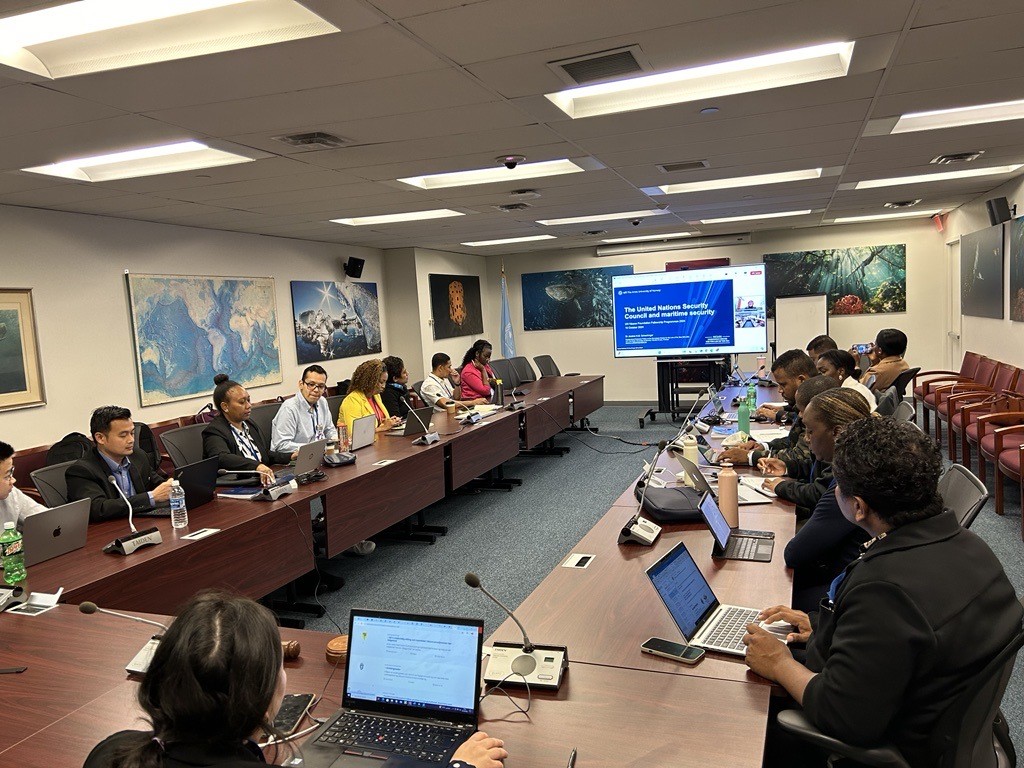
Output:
top-left (343, 257), bottom-right (365, 278)
top-left (986, 197), bottom-right (1011, 226)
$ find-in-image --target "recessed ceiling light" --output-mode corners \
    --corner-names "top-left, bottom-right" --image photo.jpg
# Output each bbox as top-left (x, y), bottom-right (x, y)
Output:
top-left (827, 210), bottom-right (941, 224)
top-left (545, 41), bottom-right (855, 119)
top-left (650, 168), bottom-right (822, 195)
top-left (331, 209), bottom-right (464, 226)
top-left (700, 107), bottom-right (720, 115)
top-left (397, 159), bottom-right (586, 190)
top-left (853, 165), bottom-right (1023, 189)
top-left (0, 0), bottom-right (338, 79)
top-left (461, 235), bottom-right (556, 247)
top-left (536, 209), bottom-right (670, 226)
top-left (601, 231), bottom-right (694, 243)
top-left (699, 210), bottom-right (813, 224)
top-left (892, 98), bottom-right (1024, 133)
top-left (21, 140), bottom-right (253, 181)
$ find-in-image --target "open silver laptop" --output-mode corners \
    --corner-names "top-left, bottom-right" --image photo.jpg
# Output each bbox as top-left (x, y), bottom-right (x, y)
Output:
top-left (350, 415), bottom-right (376, 451)
top-left (387, 406), bottom-right (435, 437)
top-left (293, 438), bottom-right (328, 477)
top-left (22, 498), bottom-right (90, 566)
top-left (672, 453), bottom-right (771, 506)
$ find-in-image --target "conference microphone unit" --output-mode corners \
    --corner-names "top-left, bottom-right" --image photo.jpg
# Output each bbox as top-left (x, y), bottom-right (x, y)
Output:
top-left (619, 441), bottom-right (664, 546)
top-left (504, 389), bottom-right (524, 412)
top-left (216, 469), bottom-right (297, 500)
top-left (464, 572), bottom-right (567, 691)
top-left (79, 601), bottom-right (169, 675)
top-left (102, 476), bottom-right (162, 555)
top-left (401, 397), bottom-right (440, 445)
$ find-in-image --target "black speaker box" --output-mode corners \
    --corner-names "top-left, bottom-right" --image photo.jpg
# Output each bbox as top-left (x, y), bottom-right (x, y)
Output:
top-left (344, 257), bottom-right (365, 278)
top-left (986, 197), bottom-right (1011, 226)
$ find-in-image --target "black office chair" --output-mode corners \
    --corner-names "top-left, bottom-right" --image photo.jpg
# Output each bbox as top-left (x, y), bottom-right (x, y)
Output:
top-left (326, 395), bottom-right (344, 426)
top-left (160, 423), bottom-right (206, 469)
top-left (875, 386), bottom-right (899, 416)
top-left (411, 380), bottom-right (425, 401)
top-left (248, 402), bottom-right (282, 441)
top-left (939, 464), bottom-right (989, 529)
top-left (336, 379), bottom-right (351, 396)
top-left (489, 358), bottom-right (519, 389)
top-left (30, 461), bottom-right (75, 507)
top-left (510, 356), bottom-right (537, 384)
top-left (891, 367), bottom-right (921, 400)
top-left (534, 354), bottom-right (561, 377)
top-left (778, 608), bottom-right (1024, 768)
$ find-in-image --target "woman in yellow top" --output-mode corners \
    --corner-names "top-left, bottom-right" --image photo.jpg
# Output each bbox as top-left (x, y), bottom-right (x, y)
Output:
top-left (339, 359), bottom-right (402, 441)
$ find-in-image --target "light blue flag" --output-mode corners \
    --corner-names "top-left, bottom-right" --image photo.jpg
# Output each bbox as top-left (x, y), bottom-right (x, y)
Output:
top-left (500, 265), bottom-right (516, 358)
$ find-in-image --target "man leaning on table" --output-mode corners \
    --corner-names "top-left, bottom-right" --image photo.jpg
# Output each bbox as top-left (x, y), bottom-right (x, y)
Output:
top-left (743, 417), bottom-right (1022, 768)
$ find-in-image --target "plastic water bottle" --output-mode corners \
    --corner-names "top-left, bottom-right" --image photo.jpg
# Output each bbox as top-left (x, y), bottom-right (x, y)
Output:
top-left (1, 521), bottom-right (27, 584)
top-left (737, 398), bottom-right (751, 436)
top-left (169, 480), bottom-right (188, 529)
top-left (717, 463), bottom-right (740, 529)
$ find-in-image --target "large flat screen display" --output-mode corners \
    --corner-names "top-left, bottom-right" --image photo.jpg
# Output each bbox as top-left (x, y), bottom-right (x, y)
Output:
top-left (612, 264), bottom-right (767, 357)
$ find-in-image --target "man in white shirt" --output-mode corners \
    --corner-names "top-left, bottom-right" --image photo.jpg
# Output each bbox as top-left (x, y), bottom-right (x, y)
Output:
top-left (420, 353), bottom-right (488, 411)
top-left (271, 364), bottom-right (338, 454)
top-left (0, 440), bottom-right (47, 529)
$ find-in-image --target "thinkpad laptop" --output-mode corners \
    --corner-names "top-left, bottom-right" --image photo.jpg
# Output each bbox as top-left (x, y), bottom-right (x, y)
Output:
top-left (302, 609), bottom-right (484, 768)
top-left (22, 498), bottom-right (90, 566)
top-left (647, 541), bottom-right (775, 656)
top-left (350, 415), bottom-right (377, 451)
top-left (698, 492), bottom-right (774, 562)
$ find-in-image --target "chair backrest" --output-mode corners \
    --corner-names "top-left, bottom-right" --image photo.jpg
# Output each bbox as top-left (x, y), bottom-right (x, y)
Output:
top-left (991, 362), bottom-right (1018, 394)
top-left (410, 381), bottom-right (424, 401)
top-left (160, 423), bottom-right (207, 469)
top-left (534, 354), bottom-right (561, 377)
top-left (893, 400), bottom-right (916, 422)
top-left (326, 395), bottom-right (344, 425)
top-left (133, 422), bottom-right (160, 471)
top-left (489, 358), bottom-right (519, 388)
top-left (891, 366), bottom-right (921, 399)
top-left (248, 402), bottom-right (282, 441)
top-left (510, 356), bottom-right (537, 383)
top-left (961, 351), bottom-right (984, 380)
top-left (336, 379), bottom-right (350, 397)
top-left (1008, 368), bottom-right (1024, 399)
top-left (938, 464), bottom-right (989, 528)
top-left (29, 460), bottom-right (76, 507)
top-left (875, 387), bottom-right (899, 416)
top-left (971, 357), bottom-right (998, 389)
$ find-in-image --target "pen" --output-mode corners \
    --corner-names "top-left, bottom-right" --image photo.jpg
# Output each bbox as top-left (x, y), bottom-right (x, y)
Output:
top-left (567, 747), bottom-right (577, 768)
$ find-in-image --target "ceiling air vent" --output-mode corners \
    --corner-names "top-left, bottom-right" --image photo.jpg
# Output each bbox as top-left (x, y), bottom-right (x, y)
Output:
top-left (931, 150), bottom-right (984, 165)
top-left (549, 45), bottom-right (649, 86)
top-left (658, 159), bottom-right (711, 174)
top-left (883, 199), bottom-right (921, 209)
top-left (273, 132), bottom-right (352, 151)
top-left (495, 203), bottom-right (532, 212)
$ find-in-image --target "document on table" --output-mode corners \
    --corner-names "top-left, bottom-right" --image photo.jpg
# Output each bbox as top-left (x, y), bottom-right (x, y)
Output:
top-left (752, 428), bottom-right (791, 442)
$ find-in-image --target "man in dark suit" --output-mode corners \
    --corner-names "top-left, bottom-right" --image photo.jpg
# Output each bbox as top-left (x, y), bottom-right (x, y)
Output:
top-left (67, 406), bottom-right (173, 523)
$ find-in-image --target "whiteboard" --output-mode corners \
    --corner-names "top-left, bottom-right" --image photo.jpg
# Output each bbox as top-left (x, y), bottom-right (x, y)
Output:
top-left (774, 294), bottom-right (828, 359)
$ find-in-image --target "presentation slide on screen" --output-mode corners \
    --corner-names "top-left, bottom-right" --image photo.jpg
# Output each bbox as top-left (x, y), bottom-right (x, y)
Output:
top-left (346, 615), bottom-right (479, 714)
top-left (611, 265), bottom-right (767, 357)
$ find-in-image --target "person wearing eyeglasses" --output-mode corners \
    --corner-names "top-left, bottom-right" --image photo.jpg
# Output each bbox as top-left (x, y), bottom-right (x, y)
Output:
top-left (0, 440), bottom-right (47, 530)
top-left (271, 365), bottom-right (338, 456)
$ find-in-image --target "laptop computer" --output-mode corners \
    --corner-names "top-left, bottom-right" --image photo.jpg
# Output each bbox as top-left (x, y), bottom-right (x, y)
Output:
top-left (672, 454), bottom-right (772, 507)
top-left (22, 498), bottom-right (90, 566)
top-left (292, 438), bottom-right (328, 479)
top-left (388, 406), bottom-right (435, 437)
top-left (302, 609), bottom-right (484, 768)
top-left (138, 457), bottom-right (220, 517)
top-left (350, 415), bottom-right (377, 451)
top-left (697, 492), bottom-right (774, 562)
top-left (647, 541), bottom-right (776, 656)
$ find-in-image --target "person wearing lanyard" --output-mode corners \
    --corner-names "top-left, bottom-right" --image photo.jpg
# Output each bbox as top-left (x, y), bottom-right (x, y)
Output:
top-left (339, 359), bottom-right (400, 441)
top-left (271, 364), bottom-right (338, 454)
top-left (742, 417), bottom-right (1022, 768)
top-left (420, 353), bottom-right (489, 411)
top-left (202, 375), bottom-right (292, 485)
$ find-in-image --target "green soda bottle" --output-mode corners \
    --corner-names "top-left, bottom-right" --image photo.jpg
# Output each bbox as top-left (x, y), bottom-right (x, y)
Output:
top-left (1, 521), bottom-right (27, 585)
top-left (746, 381), bottom-right (757, 409)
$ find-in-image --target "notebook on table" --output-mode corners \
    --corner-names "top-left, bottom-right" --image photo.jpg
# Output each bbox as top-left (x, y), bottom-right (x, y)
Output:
top-left (302, 609), bottom-right (484, 768)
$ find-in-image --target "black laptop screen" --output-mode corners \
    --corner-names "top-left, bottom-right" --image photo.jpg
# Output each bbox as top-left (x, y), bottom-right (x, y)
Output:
top-left (647, 542), bottom-right (720, 641)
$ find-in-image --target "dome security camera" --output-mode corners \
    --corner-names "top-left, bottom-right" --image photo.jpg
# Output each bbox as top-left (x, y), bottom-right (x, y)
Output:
top-left (497, 154), bottom-right (526, 170)
top-left (631, 218), bottom-right (642, 226)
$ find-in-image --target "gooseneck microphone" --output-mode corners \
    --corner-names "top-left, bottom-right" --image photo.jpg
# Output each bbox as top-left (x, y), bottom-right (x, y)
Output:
top-left (619, 441), bottom-right (665, 547)
top-left (402, 397), bottom-right (440, 445)
top-left (79, 600), bottom-right (170, 631)
top-left (465, 572), bottom-right (533, 653)
top-left (80, 601), bottom-right (168, 674)
top-left (102, 475), bottom-right (163, 556)
top-left (108, 474), bottom-right (136, 533)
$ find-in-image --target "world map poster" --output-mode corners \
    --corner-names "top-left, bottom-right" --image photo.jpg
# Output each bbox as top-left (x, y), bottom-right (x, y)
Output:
top-left (126, 274), bottom-right (282, 406)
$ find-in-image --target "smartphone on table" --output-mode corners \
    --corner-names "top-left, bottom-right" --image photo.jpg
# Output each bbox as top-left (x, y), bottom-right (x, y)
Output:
top-left (640, 637), bottom-right (705, 665)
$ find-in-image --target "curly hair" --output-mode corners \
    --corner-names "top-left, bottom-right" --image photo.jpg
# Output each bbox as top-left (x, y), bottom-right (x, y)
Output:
top-left (832, 417), bottom-right (943, 528)
top-left (349, 359), bottom-right (385, 396)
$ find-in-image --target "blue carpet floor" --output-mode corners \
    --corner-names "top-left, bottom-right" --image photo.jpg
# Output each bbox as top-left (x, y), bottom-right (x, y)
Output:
top-left (296, 405), bottom-right (1024, 750)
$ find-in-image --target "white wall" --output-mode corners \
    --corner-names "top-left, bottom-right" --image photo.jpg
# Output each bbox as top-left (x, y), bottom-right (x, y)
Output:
top-left (0, 204), bottom-right (385, 448)
top-left (381, 247), bottom-right (424, 380)
top-left (487, 220), bottom-right (948, 402)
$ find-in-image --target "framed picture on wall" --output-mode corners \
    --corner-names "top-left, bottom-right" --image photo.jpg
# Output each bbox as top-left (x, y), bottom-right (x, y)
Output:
top-left (0, 288), bottom-right (45, 412)
top-left (1009, 216), bottom-right (1024, 322)
top-left (521, 265), bottom-right (633, 330)
top-left (290, 280), bottom-right (382, 362)
top-left (960, 225), bottom-right (1004, 319)
top-left (429, 274), bottom-right (484, 340)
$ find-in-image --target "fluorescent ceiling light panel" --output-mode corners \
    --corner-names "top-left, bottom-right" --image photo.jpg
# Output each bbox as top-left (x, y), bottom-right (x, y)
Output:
top-left (461, 235), bottom-right (556, 247)
top-left (854, 165), bottom-right (1023, 190)
top-left (398, 159), bottom-right (586, 190)
top-left (0, 0), bottom-right (339, 79)
top-left (545, 41), bottom-right (855, 119)
top-left (331, 209), bottom-right (464, 226)
top-left (892, 99), bottom-right (1024, 133)
top-left (699, 210), bottom-right (812, 224)
top-left (828, 210), bottom-right (941, 224)
top-left (21, 140), bottom-right (253, 181)
top-left (601, 231), bottom-right (694, 243)
top-left (653, 168), bottom-right (822, 195)
top-left (537, 209), bottom-right (670, 226)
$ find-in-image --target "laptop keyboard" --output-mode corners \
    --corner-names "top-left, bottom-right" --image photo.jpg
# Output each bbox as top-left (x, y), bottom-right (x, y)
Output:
top-left (704, 606), bottom-right (760, 652)
top-left (315, 712), bottom-right (464, 762)
top-left (723, 536), bottom-right (758, 559)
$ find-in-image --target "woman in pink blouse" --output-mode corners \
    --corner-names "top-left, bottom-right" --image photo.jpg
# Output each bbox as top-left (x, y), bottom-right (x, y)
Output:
top-left (460, 339), bottom-right (496, 401)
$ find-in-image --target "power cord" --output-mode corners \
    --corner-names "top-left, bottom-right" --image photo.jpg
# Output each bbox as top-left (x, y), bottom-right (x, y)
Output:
top-left (280, 496), bottom-right (345, 634)
top-left (528, 399), bottom-right (653, 453)
top-left (479, 671), bottom-right (532, 718)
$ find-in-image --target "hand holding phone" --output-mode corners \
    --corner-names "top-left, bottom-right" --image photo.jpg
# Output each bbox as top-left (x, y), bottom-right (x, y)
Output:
top-left (641, 637), bottom-right (705, 665)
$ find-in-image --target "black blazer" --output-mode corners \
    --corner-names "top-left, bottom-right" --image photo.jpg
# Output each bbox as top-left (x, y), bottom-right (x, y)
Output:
top-left (202, 414), bottom-right (291, 472)
top-left (380, 383), bottom-right (410, 418)
top-left (66, 447), bottom-right (166, 523)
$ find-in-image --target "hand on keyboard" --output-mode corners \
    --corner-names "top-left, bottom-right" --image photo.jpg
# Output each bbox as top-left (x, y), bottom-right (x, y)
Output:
top-left (757, 605), bottom-right (811, 643)
top-left (452, 731), bottom-right (508, 768)
top-left (741, 623), bottom-right (795, 681)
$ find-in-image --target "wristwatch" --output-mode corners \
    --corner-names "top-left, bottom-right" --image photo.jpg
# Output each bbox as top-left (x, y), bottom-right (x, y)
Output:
top-left (449, 761), bottom-right (476, 768)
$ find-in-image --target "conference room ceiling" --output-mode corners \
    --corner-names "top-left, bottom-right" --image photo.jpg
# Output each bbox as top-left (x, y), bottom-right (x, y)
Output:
top-left (1, 0), bottom-right (1024, 254)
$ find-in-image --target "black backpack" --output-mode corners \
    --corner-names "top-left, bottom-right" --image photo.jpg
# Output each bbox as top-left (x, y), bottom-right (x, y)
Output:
top-left (45, 433), bottom-right (93, 465)
top-left (134, 422), bottom-right (160, 472)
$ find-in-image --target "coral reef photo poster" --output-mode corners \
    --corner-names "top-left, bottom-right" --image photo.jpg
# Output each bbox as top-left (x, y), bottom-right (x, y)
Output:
top-left (763, 244), bottom-right (907, 317)
top-left (521, 265), bottom-right (634, 330)
top-left (290, 281), bottom-right (382, 363)
top-left (126, 274), bottom-right (282, 406)
top-left (960, 225), bottom-right (1004, 319)
top-left (1009, 217), bottom-right (1024, 321)
top-left (429, 274), bottom-right (484, 340)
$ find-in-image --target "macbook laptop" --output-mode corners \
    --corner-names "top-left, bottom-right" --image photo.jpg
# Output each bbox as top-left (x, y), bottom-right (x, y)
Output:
top-left (388, 406), bottom-right (435, 437)
top-left (647, 541), bottom-right (773, 656)
top-left (302, 609), bottom-right (484, 768)
top-left (350, 415), bottom-right (376, 451)
top-left (697, 492), bottom-right (774, 563)
top-left (672, 454), bottom-right (772, 507)
top-left (22, 498), bottom-right (90, 566)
